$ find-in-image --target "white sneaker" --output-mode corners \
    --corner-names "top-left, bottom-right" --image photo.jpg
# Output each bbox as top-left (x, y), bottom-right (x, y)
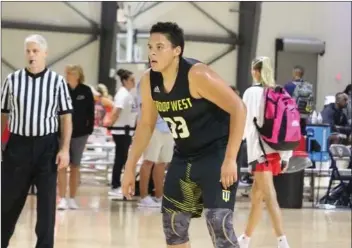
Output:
top-left (153, 196), bottom-right (162, 203)
top-left (57, 198), bottom-right (68, 210)
top-left (138, 196), bottom-right (162, 208)
top-left (278, 236), bottom-right (290, 248)
top-left (67, 198), bottom-right (79, 209)
top-left (108, 187), bottom-right (124, 199)
top-left (238, 234), bottom-right (250, 248)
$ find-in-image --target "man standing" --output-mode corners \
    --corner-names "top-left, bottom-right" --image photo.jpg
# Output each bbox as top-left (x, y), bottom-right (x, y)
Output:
top-left (1, 34), bottom-right (73, 248)
top-left (284, 65), bottom-right (313, 134)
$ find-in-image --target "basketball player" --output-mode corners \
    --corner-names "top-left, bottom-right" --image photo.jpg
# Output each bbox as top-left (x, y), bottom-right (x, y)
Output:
top-left (122, 22), bottom-right (246, 248)
top-left (238, 57), bottom-right (291, 248)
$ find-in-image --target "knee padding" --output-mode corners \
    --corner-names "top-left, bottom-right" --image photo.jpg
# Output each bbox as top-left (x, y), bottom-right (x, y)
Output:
top-left (204, 208), bottom-right (240, 248)
top-left (162, 212), bottom-right (191, 245)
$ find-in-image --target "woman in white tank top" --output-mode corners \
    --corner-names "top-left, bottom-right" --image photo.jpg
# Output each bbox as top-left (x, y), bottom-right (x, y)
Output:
top-left (238, 57), bottom-right (292, 248)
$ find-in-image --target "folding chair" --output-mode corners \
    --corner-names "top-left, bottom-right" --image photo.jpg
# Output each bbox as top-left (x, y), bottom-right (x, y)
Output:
top-left (323, 144), bottom-right (352, 206)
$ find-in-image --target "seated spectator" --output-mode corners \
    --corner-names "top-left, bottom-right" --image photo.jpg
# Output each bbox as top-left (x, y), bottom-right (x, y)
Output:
top-left (343, 84), bottom-right (351, 124)
top-left (321, 92), bottom-right (350, 143)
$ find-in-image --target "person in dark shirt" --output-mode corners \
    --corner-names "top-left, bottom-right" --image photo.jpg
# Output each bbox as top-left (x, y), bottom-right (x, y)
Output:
top-left (343, 84), bottom-right (351, 124)
top-left (122, 22), bottom-right (246, 248)
top-left (321, 92), bottom-right (350, 144)
top-left (57, 64), bottom-right (95, 210)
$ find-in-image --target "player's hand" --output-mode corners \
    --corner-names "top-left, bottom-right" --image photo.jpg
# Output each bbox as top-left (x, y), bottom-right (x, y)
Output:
top-left (56, 149), bottom-right (69, 170)
top-left (122, 168), bottom-right (135, 200)
top-left (220, 158), bottom-right (238, 189)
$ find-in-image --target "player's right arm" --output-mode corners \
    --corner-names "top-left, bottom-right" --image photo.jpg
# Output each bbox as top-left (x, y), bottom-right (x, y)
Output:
top-left (124, 70), bottom-right (158, 174)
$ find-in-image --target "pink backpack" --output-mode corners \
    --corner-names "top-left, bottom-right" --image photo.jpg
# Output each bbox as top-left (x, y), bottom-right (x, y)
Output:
top-left (254, 86), bottom-right (301, 152)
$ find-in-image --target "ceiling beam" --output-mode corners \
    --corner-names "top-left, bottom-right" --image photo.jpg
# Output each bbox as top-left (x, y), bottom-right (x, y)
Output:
top-left (63, 2), bottom-right (99, 28)
top-left (206, 45), bottom-right (236, 66)
top-left (1, 58), bottom-right (17, 71)
top-left (2, 20), bottom-right (100, 35)
top-left (118, 30), bottom-right (238, 45)
top-left (189, 2), bottom-right (237, 38)
top-left (132, 2), bottom-right (163, 19)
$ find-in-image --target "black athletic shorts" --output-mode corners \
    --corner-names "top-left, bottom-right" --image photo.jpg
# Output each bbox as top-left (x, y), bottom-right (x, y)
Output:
top-left (162, 144), bottom-right (240, 218)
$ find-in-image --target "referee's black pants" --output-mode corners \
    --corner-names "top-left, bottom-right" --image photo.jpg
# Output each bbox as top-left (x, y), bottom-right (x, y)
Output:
top-left (111, 134), bottom-right (132, 189)
top-left (1, 133), bottom-right (59, 248)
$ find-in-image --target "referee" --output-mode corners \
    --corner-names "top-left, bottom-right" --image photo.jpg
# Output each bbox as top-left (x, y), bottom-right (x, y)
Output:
top-left (1, 34), bottom-right (73, 248)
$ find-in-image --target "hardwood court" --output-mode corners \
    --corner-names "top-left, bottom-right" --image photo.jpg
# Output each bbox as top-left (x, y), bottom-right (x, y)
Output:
top-left (10, 186), bottom-right (351, 248)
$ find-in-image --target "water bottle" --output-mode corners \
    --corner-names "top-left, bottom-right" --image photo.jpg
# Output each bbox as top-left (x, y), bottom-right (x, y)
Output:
top-left (311, 111), bottom-right (318, 124)
top-left (317, 112), bottom-right (323, 124)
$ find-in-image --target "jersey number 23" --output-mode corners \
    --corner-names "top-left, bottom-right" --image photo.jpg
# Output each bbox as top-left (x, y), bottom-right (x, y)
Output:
top-left (163, 116), bottom-right (190, 139)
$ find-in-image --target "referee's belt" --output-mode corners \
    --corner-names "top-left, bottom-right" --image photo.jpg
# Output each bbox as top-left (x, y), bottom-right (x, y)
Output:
top-left (107, 125), bottom-right (136, 134)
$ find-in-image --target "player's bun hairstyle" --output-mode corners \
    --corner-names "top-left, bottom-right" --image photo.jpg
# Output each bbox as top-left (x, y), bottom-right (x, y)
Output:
top-left (252, 56), bottom-right (276, 88)
top-left (117, 68), bottom-right (133, 85)
top-left (150, 22), bottom-right (185, 57)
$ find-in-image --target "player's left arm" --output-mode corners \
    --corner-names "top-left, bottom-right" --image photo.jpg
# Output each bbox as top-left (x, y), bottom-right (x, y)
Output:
top-left (189, 64), bottom-right (247, 160)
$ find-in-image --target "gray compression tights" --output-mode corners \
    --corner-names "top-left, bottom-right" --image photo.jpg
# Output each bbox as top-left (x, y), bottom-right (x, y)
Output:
top-left (163, 209), bottom-right (239, 248)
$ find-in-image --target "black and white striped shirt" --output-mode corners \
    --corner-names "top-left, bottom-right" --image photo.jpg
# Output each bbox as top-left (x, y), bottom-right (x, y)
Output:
top-left (1, 68), bottom-right (73, 137)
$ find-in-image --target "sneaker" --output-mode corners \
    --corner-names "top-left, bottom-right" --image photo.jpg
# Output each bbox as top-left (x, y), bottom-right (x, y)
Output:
top-left (57, 198), bottom-right (68, 210)
top-left (238, 234), bottom-right (250, 248)
top-left (278, 236), bottom-right (290, 248)
top-left (108, 187), bottom-right (124, 199)
top-left (67, 198), bottom-right (79, 210)
top-left (153, 196), bottom-right (162, 203)
top-left (138, 196), bottom-right (162, 208)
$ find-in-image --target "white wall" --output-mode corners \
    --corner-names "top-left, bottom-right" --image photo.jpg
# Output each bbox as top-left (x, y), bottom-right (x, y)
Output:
top-left (120, 2), bottom-right (239, 86)
top-left (1, 2), bottom-right (101, 87)
top-left (257, 2), bottom-right (351, 109)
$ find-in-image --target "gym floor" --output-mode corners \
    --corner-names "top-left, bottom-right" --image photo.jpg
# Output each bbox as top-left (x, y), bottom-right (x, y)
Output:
top-left (10, 186), bottom-right (351, 248)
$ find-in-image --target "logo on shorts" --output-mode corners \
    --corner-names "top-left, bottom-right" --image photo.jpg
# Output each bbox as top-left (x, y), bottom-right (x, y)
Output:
top-left (222, 190), bottom-right (230, 202)
top-left (154, 86), bottom-right (160, 93)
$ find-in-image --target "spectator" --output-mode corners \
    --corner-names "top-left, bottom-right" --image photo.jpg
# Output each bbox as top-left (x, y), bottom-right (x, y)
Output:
top-left (57, 65), bottom-right (95, 210)
top-left (284, 65), bottom-right (313, 134)
top-left (321, 92), bottom-right (350, 137)
top-left (343, 84), bottom-right (351, 124)
top-left (105, 69), bottom-right (136, 198)
top-left (93, 84), bottom-right (114, 127)
top-left (284, 65), bottom-right (305, 96)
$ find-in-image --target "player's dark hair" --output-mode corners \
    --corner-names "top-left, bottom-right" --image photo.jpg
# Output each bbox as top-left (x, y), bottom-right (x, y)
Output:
top-left (117, 68), bottom-right (133, 85)
top-left (150, 22), bottom-right (185, 57)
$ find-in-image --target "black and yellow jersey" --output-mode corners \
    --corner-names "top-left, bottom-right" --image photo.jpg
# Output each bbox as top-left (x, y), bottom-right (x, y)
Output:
top-left (150, 57), bottom-right (230, 157)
